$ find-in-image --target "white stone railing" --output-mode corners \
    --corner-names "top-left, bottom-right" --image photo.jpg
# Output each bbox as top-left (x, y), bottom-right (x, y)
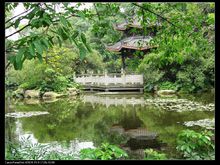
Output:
top-left (74, 73), bottom-right (143, 86)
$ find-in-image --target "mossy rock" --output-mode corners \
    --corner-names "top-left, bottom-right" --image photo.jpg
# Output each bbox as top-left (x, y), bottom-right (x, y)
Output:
top-left (157, 90), bottom-right (176, 96)
top-left (24, 90), bottom-right (40, 98)
top-left (67, 88), bottom-right (78, 96)
top-left (12, 88), bottom-right (25, 98)
top-left (42, 91), bottom-right (66, 98)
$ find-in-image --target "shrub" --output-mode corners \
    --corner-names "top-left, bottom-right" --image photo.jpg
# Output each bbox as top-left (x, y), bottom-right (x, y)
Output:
top-left (144, 149), bottom-right (167, 160)
top-left (5, 138), bottom-right (76, 160)
top-left (138, 57), bottom-right (165, 92)
top-left (80, 143), bottom-right (128, 160)
top-left (7, 59), bottom-right (46, 90)
top-left (159, 81), bottom-right (177, 90)
top-left (176, 129), bottom-right (215, 160)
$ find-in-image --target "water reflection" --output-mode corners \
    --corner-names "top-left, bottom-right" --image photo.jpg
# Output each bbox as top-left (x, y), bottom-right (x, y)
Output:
top-left (5, 92), bottom-right (214, 159)
top-left (10, 119), bottom-right (95, 156)
top-left (81, 94), bottom-right (145, 108)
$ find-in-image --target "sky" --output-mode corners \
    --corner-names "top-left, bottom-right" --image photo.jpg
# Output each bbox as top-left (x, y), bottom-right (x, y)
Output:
top-left (6, 3), bottom-right (93, 40)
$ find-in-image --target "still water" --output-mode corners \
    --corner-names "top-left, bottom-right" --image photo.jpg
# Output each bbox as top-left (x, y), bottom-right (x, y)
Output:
top-left (5, 92), bottom-right (214, 159)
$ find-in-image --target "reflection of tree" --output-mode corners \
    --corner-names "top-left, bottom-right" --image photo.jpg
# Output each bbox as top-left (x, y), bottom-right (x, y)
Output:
top-left (136, 107), bottom-right (213, 157)
top-left (5, 117), bottom-right (17, 144)
top-left (19, 99), bottom-right (106, 143)
top-left (179, 92), bottom-right (214, 104)
top-left (5, 117), bottom-right (19, 159)
top-left (93, 106), bottom-right (145, 146)
top-left (118, 108), bottom-right (144, 130)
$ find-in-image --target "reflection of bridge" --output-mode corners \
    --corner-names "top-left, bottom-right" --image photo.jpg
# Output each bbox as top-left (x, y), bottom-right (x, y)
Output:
top-left (74, 73), bottom-right (144, 92)
top-left (80, 94), bottom-right (145, 108)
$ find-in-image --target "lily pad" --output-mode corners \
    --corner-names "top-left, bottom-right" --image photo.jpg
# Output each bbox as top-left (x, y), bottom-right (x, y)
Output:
top-left (183, 118), bottom-right (215, 130)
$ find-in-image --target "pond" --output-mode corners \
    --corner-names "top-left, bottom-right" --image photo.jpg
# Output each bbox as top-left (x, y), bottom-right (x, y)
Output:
top-left (5, 92), bottom-right (214, 160)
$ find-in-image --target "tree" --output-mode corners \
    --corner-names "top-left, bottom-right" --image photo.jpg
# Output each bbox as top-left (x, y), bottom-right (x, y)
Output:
top-left (5, 2), bottom-right (92, 70)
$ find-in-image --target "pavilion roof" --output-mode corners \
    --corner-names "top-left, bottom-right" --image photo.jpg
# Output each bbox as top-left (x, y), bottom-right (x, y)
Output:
top-left (114, 18), bottom-right (161, 31)
top-left (106, 36), bottom-right (157, 52)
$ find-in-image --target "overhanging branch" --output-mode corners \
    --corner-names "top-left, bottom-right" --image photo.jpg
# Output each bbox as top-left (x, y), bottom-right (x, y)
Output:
top-left (5, 8), bottom-right (32, 24)
top-left (132, 3), bottom-right (180, 28)
top-left (5, 24), bottom-right (30, 39)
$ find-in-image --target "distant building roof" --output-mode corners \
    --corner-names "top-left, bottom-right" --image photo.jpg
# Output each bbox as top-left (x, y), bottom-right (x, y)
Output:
top-left (106, 36), bottom-right (157, 52)
top-left (114, 18), bottom-right (161, 31)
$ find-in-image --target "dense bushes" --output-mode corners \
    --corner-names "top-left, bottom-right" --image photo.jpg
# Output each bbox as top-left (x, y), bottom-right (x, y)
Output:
top-left (6, 60), bottom-right (46, 90)
top-left (40, 68), bottom-right (69, 92)
top-left (136, 3), bottom-right (214, 93)
top-left (6, 45), bottom-right (104, 92)
top-left (138, 49), bottom-right (214, 93)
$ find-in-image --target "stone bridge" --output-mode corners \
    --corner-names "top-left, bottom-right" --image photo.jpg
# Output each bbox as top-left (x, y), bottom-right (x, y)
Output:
top-left (74, 73), bottom-right (144, 92)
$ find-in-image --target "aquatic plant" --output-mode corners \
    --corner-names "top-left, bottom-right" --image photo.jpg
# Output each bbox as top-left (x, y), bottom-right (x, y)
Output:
top-left (176, 129), bottom-right (215, 160)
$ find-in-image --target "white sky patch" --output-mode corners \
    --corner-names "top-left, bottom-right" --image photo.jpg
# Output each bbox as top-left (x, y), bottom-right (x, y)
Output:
top-left (5, 2), bottom-right (93, 41)
top-left (5, 3), bottom-right (27, 40)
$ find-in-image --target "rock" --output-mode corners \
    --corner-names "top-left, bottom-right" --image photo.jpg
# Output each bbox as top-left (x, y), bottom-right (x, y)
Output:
top-left (12, 88), bottom-right (25, 98)
top-left (43, 92), bottom-right (65, 98)
top-left (67, 87), bottom-right (76, 92)
top-left (67, 88), bottom-right (79, 96)
top-left (125, 128), bottom-right (157, 140)
top-left (110, 125), bottom-right (125, 134)
top-left (157, 90), bottom-right (176, 96)
top-left (24, 90), bottom-right (40, 98)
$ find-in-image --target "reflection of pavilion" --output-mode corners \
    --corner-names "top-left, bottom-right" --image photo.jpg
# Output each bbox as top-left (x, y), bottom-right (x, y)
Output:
top-left (80, 94), bottom-right (145, 108)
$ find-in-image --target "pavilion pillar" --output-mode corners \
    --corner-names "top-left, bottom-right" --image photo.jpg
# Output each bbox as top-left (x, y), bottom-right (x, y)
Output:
top-left (121, 50), bottom-right (126, 70)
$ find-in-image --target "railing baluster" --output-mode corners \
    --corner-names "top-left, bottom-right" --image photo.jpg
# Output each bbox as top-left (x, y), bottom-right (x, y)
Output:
top-left (74, 73), bottom-right (144, 89)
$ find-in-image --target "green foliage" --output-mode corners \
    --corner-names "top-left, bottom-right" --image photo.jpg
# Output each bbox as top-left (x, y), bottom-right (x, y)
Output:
top-left (5, 3), bottom-right (93, 70)
top-left (6, 3), bottom-right (214, 93)
top-left (6, 138), bottom-right (76, 160)
top-left (6, 45), bottom-right (104, 92)
top-left (136, 3), bottom-right (214, 93)
top-left (159, 81), bottom-right (177, 90)
top-left (144, 149), bottom-right (167, 160)
top-left (6, 140), bottom-right (127, 160)
top-left (176, 129), bottom-right (215, 160)
top-left (138, 56), bottom-right (165, 92)
top-left (40, 68), bottom-right (69, 92)
top-left (7, 59), bottom-right (46, 90)
top-left (176, 57), bottom-right (213, 92)
top-left (80, 143), bottom-right (128, 160)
